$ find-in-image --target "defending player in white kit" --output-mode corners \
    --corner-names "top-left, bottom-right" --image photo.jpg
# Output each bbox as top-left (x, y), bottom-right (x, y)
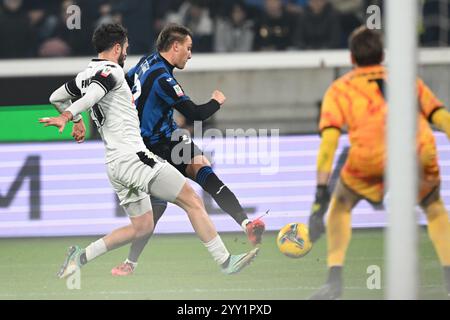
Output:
top-left (39, 23), bottom-right (258, 278)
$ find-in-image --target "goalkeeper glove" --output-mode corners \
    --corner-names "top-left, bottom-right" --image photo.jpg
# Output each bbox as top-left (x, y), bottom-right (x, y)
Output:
top-left (308, 185), bottom-right (330, 243)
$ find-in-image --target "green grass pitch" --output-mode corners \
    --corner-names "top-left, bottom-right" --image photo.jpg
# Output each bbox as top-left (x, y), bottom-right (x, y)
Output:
top-left (0, 229), bottom-right (447, 300)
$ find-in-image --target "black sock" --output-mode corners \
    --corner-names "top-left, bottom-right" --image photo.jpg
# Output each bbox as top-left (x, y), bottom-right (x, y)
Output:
top-left (444, 266), bottom-right (450, 294)
top-left (80, 252), bottom-right (87, 266)
top-left (196, 166), bottom-right (248, 225)
top-left (327, 266), bottom-right (343, 287)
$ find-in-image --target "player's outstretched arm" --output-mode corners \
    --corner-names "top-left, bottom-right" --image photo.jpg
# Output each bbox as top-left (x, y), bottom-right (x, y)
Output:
top-left (40, 82), bottom-right (105, 134)
top-left (66, 82), bottom-right (106, 118)
top-left (173, 98), bottom-right (222, 121)
top-left (49, 82), bottom-right (83, 123)
top-left (316, 128), bottom-right (341, 185)
top-left (49, 84), bottom-right (72, 105)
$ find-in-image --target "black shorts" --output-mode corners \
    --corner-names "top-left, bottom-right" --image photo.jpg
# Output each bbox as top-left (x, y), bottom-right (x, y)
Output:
top-left (144, 135), bottom-right (204, 177)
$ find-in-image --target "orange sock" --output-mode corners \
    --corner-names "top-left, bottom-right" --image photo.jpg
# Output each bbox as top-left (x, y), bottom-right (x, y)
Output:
top-left (425, 199), bottom-right (450, 266)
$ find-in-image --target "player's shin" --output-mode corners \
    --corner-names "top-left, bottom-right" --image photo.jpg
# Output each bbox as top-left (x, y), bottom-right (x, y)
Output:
top-left (175, 183), bottom-right (217, 241)
top-left (103, 224), bottom-right (139, 252)
top-left (186, 206), bottom-right (232, 267)
top-left (425, 199), bottom-right (450, 266)
top-left (82, 238), bottom-right (108, 265)
top-left (424, 199), bottom-right (450, 294)
top-left (175, 183), bottom-right (233, 266)
top-left (195, 166), bottom-right (248, 225)
top-left (204, 235), bottom-right (231, 266)
top-left (127, 199), bottom-right (167, 263)
top-left (101, 215), bottom-right (154, 264)
top-left (326, 197), bottom-right (352, 267)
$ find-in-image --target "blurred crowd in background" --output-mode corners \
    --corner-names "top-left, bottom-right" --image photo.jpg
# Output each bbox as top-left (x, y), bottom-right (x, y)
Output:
top-left (0, 0), bottom-right (448, 59)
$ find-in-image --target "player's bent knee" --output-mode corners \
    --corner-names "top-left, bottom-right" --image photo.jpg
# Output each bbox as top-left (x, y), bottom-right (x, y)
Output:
top-left (132, 212), bottom-right (154, 238)
top-left (123, 196), bottom-right (152, 217)
top-left (175, 183), bottom-right (204, 211)
top-left (136, 224), bottom-right (154, 239)
top-left (420, 186), bottom-right (441, 211)
top-left (193, 155), bottom-right (210, 166)
top-left (422, 198), bottom-right (446, 219)
top-left (178, 182), bottom-right (195, 201)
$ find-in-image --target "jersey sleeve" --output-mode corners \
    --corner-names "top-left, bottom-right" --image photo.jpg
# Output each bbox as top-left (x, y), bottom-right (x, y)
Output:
top-left (49, 73), bottom-right (82, 122)
top-left (65, 75), bottom-right (82, 98)
top-left (417, 78), bottom-right (445, 122)
top-left (154, 74), bottom-right (190, 107)
top-left (319, 84), bottom-right (346, 132)
top-left (66, 81), bottom-right (107, 118)
top-left (91, 64), bottom-right (123, 95)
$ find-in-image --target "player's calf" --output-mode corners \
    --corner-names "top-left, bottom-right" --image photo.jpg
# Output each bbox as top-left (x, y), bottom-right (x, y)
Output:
top-left (174, 182), bottom-right (218, 242)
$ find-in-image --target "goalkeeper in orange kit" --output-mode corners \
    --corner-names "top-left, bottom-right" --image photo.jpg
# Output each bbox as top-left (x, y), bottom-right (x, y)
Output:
top-left (308, 26), bottom-right (450, 299)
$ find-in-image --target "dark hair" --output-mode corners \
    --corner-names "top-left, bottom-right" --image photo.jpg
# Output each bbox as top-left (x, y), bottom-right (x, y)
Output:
top-left (156, 23), bottom-right (193, 52)
top-left (92, 23), bottom-right (128, 53)
top-left (349, 26), bottom-right (384, 66)
top-left (229, 0), bottom-right (249, 16)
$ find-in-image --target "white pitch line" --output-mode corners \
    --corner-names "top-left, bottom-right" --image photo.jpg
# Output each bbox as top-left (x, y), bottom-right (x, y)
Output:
top-left (0, 284), bottom-right (443, 299)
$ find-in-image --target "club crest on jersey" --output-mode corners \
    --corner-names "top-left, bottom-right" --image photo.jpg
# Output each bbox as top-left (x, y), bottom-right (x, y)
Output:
top-left (173, 84), bottom-right (184, 97)
top-left (101, 67), bottom-right (112, 78)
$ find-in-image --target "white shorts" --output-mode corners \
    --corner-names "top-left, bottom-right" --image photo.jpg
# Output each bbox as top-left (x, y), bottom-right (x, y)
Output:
top-left (106, 151), bottom-right (186, 217)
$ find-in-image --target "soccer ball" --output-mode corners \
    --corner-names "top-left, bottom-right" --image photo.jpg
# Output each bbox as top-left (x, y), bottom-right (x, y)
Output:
top-left (277, 223), bottom-right (312, 258)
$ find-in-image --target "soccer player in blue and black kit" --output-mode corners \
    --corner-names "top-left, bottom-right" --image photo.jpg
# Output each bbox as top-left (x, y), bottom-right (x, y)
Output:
top-left (111, 24), bottom-right (265, 276)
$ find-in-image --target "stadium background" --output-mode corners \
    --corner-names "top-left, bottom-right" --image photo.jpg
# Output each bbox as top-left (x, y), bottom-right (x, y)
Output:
top-left (0, 0), bottom-right (449, 300)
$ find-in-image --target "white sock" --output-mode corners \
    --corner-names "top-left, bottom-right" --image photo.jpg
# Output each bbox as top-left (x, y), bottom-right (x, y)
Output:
top-left (125, 258), bottom-right (138, 268)
top-left (203, 235), bottom-right (230, 266)
top-left (241, 219), bottom-right (251, 232)
top-left (85, 239), bottom-right (107, 262)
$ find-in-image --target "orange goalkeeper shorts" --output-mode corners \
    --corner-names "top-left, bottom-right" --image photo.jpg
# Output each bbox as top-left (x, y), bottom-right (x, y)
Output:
top-left (340, 145), bottom-right (440, 205)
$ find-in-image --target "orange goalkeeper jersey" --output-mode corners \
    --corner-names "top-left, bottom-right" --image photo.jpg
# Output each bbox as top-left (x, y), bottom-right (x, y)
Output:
top-left (319, 65), bottom-right (444, 201)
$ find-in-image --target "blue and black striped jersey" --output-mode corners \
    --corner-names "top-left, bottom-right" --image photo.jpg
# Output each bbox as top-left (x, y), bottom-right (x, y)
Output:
top-left (127, 53), bottom-right (190, 145)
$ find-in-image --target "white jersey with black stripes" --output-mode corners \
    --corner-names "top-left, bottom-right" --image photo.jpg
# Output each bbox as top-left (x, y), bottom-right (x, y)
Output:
top-left (72, 59), bottom-right (147, 163)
